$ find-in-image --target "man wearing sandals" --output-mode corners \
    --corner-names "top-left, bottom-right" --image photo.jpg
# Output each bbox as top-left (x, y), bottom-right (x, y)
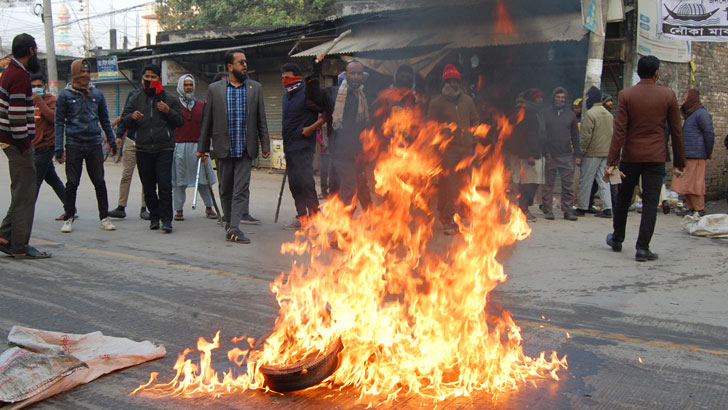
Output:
top-left (197, 50), bottom-right (270, 244)
top-left (0, 34), bottom-right (51, 259)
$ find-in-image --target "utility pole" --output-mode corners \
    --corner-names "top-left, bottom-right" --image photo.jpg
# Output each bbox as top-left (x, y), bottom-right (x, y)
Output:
top-left (582, 0), bottom-right (610, 103)
top-left (42, 0), bottom-right (59, 95)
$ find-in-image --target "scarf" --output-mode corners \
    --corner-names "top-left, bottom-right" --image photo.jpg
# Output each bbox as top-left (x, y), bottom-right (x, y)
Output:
top-left (282, 76), bottom-right (303, 94)
top-left (70, 59), bottom-right (91, 92)
top-left (332, 79), bottom-right (369, 130)
top-left (177, 74), bottom-right (196, 110)
top-left (680, 89), bottom-right (703, 119)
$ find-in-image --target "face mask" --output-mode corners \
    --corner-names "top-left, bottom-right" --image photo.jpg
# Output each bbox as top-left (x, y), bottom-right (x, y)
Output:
top-left (143, 79), bottom-right (163, 96)
top-left (32, 87), bottom-right (44, 96)
top-left (282, 76), bottom-right (302, 94)
top-left (554, 100), bottom-right (566, 108)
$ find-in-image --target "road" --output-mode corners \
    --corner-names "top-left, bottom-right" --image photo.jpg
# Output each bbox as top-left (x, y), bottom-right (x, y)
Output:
top-left (1, 155), bottom-right (727, 409)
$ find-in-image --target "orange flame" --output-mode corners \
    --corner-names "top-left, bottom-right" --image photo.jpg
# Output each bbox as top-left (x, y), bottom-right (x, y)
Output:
top-left (495, 0), bottom-right (515, 37)
top-left (132, 102), bottom-right (566, 403)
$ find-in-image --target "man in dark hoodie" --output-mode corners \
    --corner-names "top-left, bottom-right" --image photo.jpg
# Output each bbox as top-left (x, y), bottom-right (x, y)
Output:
top-left (541, 86), bottom-right (580, 221)
top-left (55, 58), bottom-right (117, 233)
top-left (122, 64), bottom-right (184, 233)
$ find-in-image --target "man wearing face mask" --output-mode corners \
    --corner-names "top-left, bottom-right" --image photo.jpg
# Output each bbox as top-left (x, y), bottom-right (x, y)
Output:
top-left (197, 50), bottom-right (270, 244)
top-left (541, 86), bottom-right (580, 221)
top-left (55, 58), bottom-right (117, 233)
top-left (122, 65), bottom-right (184, 233)
top-left (427, 64), bottom-right (479, 234)
top-left (172, 74), bottom-right (217, 221)
top-left (30, 73), bottom-right (66, 220)
top-left (0, 33), bottom-right (52, 258)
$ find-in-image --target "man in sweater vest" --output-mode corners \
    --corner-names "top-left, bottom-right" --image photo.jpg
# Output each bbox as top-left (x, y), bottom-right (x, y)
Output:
top-left (172, 74), bottom-right (217, 221)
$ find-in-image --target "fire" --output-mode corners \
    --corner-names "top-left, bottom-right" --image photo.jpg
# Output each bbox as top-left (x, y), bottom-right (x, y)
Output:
top-left (132, 103), bottom-right (566, 403)
top-left (495, 0), bottom-right (515, 37)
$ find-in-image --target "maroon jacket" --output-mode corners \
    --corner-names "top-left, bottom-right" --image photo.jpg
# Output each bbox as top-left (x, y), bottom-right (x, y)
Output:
top-left (608, 79), bottom-right (685, 169)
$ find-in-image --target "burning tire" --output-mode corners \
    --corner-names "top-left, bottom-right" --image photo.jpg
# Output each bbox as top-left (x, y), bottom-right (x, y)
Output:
top-left (260, 338), bottom-right (343, 393)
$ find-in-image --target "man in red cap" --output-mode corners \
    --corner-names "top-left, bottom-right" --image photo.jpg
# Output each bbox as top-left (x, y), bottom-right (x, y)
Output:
top-left (427, 64), bottom-right (479, 234)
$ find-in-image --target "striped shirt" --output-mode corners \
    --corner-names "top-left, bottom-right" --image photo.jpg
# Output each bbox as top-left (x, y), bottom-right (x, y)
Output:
top-left (226, 79), bottom-right (247, 158)
top-left (0, 58), bottom-right (35, 152)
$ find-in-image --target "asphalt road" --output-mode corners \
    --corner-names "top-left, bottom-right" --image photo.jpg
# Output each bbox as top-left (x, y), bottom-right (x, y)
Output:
top-left (1, 155), bottom-right (727, 409)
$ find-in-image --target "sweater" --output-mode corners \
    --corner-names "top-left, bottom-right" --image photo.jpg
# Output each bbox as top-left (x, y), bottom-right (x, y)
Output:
top-left (0, 58), bottom-right (35, 152)
top-left (579, 103), bottom-right (613, 157)
top-left (32, 93), bottom-right (57, 149)
top-left (174, 100), bottom-right (204, 143)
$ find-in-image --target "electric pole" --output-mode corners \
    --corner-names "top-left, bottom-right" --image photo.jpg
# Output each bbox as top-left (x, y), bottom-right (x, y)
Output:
top-left (42, 0), bottom-right (59, 95)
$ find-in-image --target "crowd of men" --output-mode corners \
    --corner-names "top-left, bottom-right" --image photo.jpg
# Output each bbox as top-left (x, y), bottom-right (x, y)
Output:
top-left (1, 33), bottom-right (725, 262)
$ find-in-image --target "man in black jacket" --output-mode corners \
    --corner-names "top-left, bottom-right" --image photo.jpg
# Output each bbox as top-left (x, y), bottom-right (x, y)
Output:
top-left (121, 65), bottom-right (183, 233)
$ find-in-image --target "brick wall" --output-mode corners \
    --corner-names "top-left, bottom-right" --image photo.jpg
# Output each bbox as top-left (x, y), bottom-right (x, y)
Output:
top-left (659, 42), bottom-right (728, 200)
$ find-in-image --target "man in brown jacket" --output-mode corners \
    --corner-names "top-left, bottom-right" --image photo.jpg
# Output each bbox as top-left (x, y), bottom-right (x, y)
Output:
top-left (30, 73), bottom-right (66, 220)
top-left (606, 55), bottom-right (685, 262)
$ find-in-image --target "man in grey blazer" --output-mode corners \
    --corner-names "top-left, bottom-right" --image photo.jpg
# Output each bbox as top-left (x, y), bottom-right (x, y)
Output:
top-left (197, 50), bottom-right (270, 243)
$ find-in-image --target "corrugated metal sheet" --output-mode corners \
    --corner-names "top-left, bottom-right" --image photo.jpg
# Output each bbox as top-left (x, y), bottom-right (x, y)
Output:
top-left (294, 12), bottom-right (587, 57)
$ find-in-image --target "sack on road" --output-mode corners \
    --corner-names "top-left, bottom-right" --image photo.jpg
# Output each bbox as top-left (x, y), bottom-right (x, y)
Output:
top-left (0, 326), bottom-right (165, 409)
top-left (681, 213), bottom-right (728, 239)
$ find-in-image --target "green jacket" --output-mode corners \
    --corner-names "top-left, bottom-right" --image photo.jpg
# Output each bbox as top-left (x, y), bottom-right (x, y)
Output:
top-left (579, 103), bottom-right (613, 158)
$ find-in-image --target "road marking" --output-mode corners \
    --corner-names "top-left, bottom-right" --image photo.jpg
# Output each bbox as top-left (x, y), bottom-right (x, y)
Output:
top-left (30, 238), bottom-right (271, 284)
top-left (518, 320), bottom-right (728, 357)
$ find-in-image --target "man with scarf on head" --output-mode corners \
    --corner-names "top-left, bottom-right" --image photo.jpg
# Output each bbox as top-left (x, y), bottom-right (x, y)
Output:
top-left (0, 33), bottom-right (51, 258)
top-left (122, 64), bottom-right (184, 233)
top-left (55, 58), bottom-right (117, 234)
top-left (508, 88), bottom-right (545, 222)
top-left (279, 62), bottom-right (325, 230)
top-left (670, 89), bottom-right (714, 216)
top-left (172, 74), bottom-right (217, 221)
top-left (197, 50), bottom-right (270, 244)
top-left (541, 86), bottom-right (580, 221)
top-left (577, 86), bottom-right (614, 218)
top-left (427, 64), bottom-right (479, 234)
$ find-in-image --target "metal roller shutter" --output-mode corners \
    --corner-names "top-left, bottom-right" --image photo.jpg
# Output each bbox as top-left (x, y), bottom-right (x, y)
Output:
top-left (255, 72), bottom-right (284, 168)
top-left (95, 82), bottom-right (135, 122)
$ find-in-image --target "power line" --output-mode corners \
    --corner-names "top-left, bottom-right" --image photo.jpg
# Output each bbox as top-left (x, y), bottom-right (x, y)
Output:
top-left (55, 2), bottom-right (152, 28)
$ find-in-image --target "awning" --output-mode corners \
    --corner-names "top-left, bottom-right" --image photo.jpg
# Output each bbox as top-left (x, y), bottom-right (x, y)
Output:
top-left (293, 12), bottom-right (587, 57)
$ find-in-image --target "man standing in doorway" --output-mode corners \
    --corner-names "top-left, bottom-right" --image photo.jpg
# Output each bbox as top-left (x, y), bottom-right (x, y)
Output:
top-left (0, 33), bottom-right (51, 258)
top-left (55, 58), bottom-right (117, 233)
top-left (606, 55), bottom-right (685, 261)
top-left (198, 50), bottom-right (270, 243)
top-left (122, 64), bottom-right (184, 233)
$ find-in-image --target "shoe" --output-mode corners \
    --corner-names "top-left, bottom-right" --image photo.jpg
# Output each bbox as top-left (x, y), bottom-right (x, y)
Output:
top-left (161, 223), bottom-right (173, 233)
top-left (661, 200), bottom-right (670, 215)
top-left (226, 228), bottom-right (250, 244)
top-left (100, 217), bottom-right (116, 231)
top-left (174, 211), bottom-right (184, 221)
top-left (606, 233), bottom-right (622, 252)
top-left (696, 210), bottom-right (706, 217)
top-left (574, 208), bottom-right (587, 217)
top-left (55, 213), bottom-right (66, 221)
top-left (543, 212), bottom-right (555, 220)
top-left (12, 246), bottom-right (52, 259)
top-left (283, 217), bottom-right (303, 231)
top-left (140, 207), bottom-right (151, 220)
top-left (635, 249), bottom-right (658, 262)
top-left (587, 206), bottom-right (600, 214)
top-left (108, 206), bottom-right (126, 218)
top-left (149, 220), bottom-right (160, 230)
top-left (523, 210), bottom-right (537, 222)
top-left (564, 212), bottom-right (578, 221)
top-left (205, 208), bottom-right (217, 219)
top-left (61, 218), bottom-right (73, 233)
top-left (241, 214), bottom-right (261, 225)
top-left (595, 209), bottom-right (612, 218)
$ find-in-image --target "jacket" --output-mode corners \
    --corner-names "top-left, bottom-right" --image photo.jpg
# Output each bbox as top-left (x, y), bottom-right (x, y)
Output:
top-left (55, 85), bottom-right (115, 152)
top-left (121, 89), bottom-right (184, 153)
top-left (427, 91), bottom-right (480, 156)
top-left (608, 79), bottom-right (685, 168)
top-left (198, 79), bottom-right (270, 159)
top-left (579, 103), bottom-right (613, 157)
top-left (682, 107), bottom-right (714, 159)
top-left (282, 84), bottom-right (318, 153)
top-left (32, 93), bottom-right (57, 149)
top-left (542, 98), bottom-right (579, 157)
top-left (116, 89), bottom-right (140, 140)
top-left (508, 102), bottom-right (545, 159)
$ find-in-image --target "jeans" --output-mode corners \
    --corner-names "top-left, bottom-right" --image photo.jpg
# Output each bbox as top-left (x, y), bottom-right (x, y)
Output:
top-left (0, 145), bottom-right (36, 254)
top-left (319, 152), bottom-right (339, 195)
top-left (578, 157), bottom-right (612, 210)
top-left (64, 144), bottom-right (109, 220)
top-left (612, 162), bottom-right (665, 250)
top-left (34, 146), bottom-right (65, 204)
top-left (286, 147), bottom-right (319, 217)
top-left (136, 150), bottom-right (174, 225)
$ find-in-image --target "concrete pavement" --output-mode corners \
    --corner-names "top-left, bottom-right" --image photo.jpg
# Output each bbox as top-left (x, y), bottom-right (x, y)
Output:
top-left (1, 154), bottom-right (727, 409)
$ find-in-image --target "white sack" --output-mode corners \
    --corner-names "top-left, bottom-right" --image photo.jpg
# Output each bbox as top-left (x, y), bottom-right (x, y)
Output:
top-left (681, 213), bottom-right (728, 239)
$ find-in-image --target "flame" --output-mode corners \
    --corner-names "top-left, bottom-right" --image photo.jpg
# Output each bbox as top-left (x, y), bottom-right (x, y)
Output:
top-left (495, 0), bottom-right (515, 37)
top-left (638, 357), bottom-right (644, 364)
top-left (133, 101), bottom-right (566, 403)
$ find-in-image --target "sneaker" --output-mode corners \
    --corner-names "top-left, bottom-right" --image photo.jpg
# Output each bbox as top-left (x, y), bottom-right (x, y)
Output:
top-left (606, 233), bottom-right (622, 252)
top-left (523, 210), bottom-right (537, 222)
top-left (140, 207), bottom-right (151, 220)
top-left (284, 217), bottom-right (303, 231)
top-left (241, 214), bottom-right (261, 225)
top-left (61, 218), bottom-right (73, 233)
top-left (161, 223), bottom-right (173, 233)
top-left (226, 228), bottom-right (251, 243)
top-left (100, 217), bottom-right (116, 231)
top-left (149, 220), bottom-right (160, 230)
top-left (564, 212), bottom-right (578, 221)
top-left (543, 212), bottom-right (555, 220)
top-left (574, 208), bottom-right (587, 217)
top-left (635, 248), bottom-right (658, 262)
top-left (108, 206), bottom-right (126, 218)
top-left (595, 209), bottom-right (612, 218)
top-left (661, 200), bottom-right (670, 215)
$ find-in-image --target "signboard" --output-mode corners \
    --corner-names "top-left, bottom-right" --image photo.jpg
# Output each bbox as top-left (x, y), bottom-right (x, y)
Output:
top-left (660, 0), bottom-right (728, 41)
top-left (96, 56), bottom-right (119, 80)
top-left (583, 0), bottom-right (602, 34)
top-left (607, 0), bottom-right (625, 22)
top-left (162, 59), bottom-right (188, 86)
top-left (638, 0), bottom-right (691, 62)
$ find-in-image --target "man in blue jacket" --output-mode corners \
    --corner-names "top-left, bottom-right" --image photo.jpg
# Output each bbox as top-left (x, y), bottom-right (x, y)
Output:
top-left (55, 58), bottom-right (117, 233)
